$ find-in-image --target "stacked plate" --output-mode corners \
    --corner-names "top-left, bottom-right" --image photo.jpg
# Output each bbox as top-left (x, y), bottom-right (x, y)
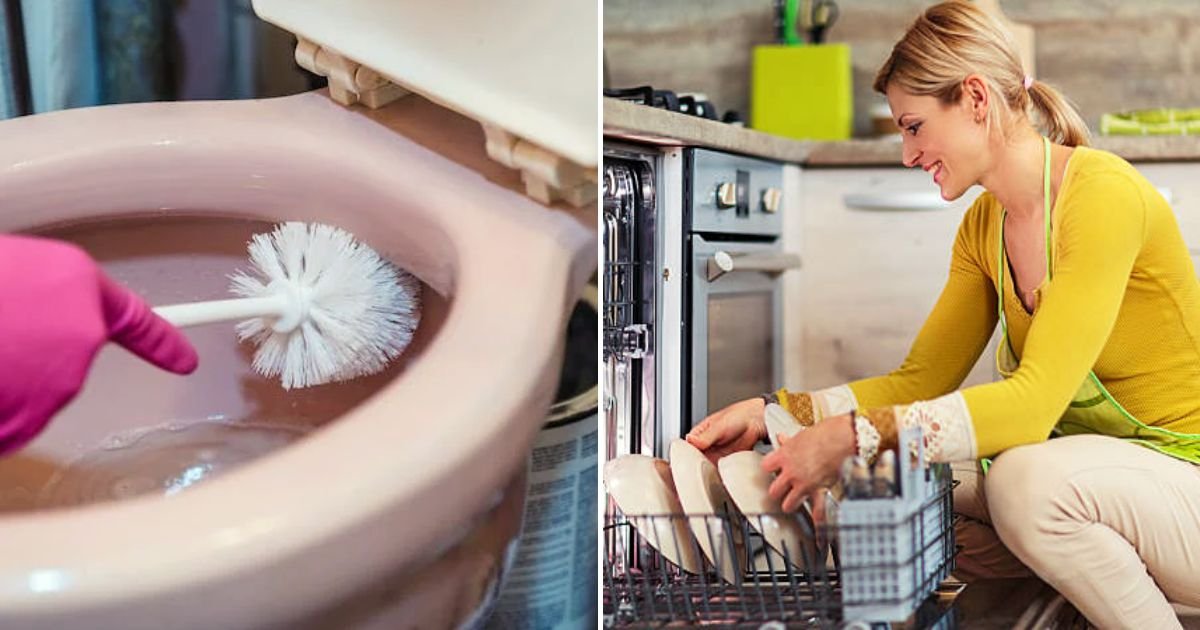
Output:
top-left (603, 404), bottom-right (826, 583)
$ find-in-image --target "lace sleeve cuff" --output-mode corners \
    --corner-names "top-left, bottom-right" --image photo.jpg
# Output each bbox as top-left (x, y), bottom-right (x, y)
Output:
top-left (783, 386), bottom-right (977, 464)
top-left (893, 392), bottom-right (978, 463)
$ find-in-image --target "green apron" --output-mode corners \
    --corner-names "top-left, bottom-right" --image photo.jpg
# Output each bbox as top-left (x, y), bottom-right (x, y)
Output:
top-left (986, 137), bottom-right (1200, 470)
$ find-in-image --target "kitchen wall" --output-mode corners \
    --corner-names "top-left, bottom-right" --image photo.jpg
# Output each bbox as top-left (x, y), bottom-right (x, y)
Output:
top-left (604, 0), bottom-right (1200, 137)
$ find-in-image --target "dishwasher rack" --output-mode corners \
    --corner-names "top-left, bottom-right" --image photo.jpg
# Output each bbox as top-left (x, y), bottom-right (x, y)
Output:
top-left (604, 430), bottom-right (956, 628)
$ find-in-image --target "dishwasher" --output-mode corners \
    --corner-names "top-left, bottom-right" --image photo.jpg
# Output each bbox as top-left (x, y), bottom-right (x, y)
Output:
top-left (603, 426), bottom-right (959, 629)
top-left (602, 142), bottom-right (958, 628)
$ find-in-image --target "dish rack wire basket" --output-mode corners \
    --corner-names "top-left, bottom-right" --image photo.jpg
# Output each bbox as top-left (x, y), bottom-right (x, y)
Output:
top-left (603, 427), bottom-right (958, 628)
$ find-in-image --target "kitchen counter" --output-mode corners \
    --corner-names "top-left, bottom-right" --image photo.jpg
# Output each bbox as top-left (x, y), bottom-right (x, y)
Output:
top-left (604, 98), bottom-right (815, 163)
top-left (604, 98), bottom-right (1200, 166)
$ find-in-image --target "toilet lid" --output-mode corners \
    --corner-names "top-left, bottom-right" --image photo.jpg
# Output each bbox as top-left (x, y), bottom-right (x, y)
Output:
top-left (251, 0), bottom-right (596, 167)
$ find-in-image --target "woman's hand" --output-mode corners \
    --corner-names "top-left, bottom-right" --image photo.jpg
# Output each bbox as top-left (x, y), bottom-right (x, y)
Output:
top-left (0, 234), bottom-right (198, 456)
top-left (762, 412), bottom-right (856, 512)
top-left (685, 397), bottom-right (768, 465)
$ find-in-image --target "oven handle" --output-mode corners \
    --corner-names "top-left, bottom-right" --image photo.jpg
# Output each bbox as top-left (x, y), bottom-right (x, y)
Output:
top-left (706, 250), bottom-right (802, 281)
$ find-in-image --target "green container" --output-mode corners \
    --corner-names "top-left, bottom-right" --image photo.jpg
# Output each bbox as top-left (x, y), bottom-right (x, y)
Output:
top-left (752, 43), bottom-right (853, 140)
top-left (1100, 108), bottom-right (1200, 136)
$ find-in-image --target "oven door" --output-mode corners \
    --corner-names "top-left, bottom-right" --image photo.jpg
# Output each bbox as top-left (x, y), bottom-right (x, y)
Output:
top-left (689, 235), bottom-right (798, 428)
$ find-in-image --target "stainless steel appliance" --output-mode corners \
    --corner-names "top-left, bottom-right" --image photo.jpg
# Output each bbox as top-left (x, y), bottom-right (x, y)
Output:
top-left (686, 149), bottom-right (799, 427)
top-left (603, 143), bottom-right (661, 460)
top-left (603, 143), bottom-right (798, 460)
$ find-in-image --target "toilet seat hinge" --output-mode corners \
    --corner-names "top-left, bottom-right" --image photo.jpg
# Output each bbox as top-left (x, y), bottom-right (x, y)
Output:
top-left (294, 37), bottom-right (410, 109)
top-left (291, 37), bottom-right (594, 209)
top-left (482, 124), bottom-right (597, 208)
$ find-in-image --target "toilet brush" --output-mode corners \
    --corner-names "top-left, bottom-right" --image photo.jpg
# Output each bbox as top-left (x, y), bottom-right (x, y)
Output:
top-left (152, 221), bottom-right (421, 389)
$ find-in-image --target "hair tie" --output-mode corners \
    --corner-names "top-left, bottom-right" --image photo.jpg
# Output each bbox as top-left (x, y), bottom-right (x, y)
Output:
top-left (1023, 75), bottom-right (1034, 90)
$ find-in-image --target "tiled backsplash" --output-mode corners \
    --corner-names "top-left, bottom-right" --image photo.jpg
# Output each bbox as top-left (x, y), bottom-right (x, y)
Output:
top-left (605, 0), bottom-right (1200, 137)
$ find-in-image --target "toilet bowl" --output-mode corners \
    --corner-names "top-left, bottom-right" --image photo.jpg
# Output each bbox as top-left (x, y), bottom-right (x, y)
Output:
top-left (0, 88), bottom-right (594, 629)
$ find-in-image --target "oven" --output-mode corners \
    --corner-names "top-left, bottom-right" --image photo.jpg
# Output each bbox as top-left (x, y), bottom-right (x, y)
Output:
top-left (685, 148), bottom-right (800, 430)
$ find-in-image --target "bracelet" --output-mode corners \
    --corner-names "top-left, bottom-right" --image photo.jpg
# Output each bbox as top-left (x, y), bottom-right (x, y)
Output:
top-left (851, 409), bottom-right (881, 464)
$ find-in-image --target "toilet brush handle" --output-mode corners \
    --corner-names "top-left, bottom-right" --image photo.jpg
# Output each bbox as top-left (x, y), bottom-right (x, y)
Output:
top-left (154, 295), bottom-right (289, 328)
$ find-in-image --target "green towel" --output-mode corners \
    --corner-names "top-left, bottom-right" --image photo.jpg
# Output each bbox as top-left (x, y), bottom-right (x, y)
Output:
top-left (1100, 108), bottom-right (1200, 135)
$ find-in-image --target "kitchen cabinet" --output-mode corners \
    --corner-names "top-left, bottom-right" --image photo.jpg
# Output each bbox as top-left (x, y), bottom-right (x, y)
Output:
top-left (1139, 163), bottom-right (1200, 270)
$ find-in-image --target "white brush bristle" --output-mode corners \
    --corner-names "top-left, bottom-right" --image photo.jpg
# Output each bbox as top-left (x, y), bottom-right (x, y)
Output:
top-left (229, 222), bottom-right (421, 389)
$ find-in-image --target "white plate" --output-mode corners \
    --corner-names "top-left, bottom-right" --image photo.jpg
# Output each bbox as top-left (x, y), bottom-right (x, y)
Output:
top-left (764, 403), bottom-right (804, 450)
top-left (717, 451), bottom-right (821, 571)
top-left (603, 454), bottom-right (703, 574)
top-left (763, 403), bottom-right (824, 524)
top-left (668, 439), bottom-right (747, 584)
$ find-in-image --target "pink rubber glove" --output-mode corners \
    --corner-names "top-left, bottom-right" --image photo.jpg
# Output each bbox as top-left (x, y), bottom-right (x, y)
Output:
top-left (0, 234), bottom-right (198, 455)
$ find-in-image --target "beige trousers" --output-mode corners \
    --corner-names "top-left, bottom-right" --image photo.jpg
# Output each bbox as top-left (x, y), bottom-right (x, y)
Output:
top-left (952, 434), bottom-right (1200, 629)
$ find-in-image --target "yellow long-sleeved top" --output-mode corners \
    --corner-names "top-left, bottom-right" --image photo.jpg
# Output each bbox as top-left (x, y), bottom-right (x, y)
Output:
top-left (845, 147), bottom-right (1200, 458)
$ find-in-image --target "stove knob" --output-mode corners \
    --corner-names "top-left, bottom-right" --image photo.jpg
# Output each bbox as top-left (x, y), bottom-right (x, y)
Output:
top-left (761, 187), bottom-right (783, 213)
top-left (716, 182), bottom-right (737, 209)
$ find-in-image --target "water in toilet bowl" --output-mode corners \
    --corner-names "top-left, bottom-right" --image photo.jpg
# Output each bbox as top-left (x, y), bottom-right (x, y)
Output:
top-left (36, 420), bottom-right (310, 509)
top-left (0, 214), bottom-right (449, 513)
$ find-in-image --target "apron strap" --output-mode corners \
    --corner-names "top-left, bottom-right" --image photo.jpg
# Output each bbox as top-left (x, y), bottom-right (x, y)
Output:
top-left (996, 136), bottom-right (1053, 333)
top-left (996, 211), bottom-right (1007, 334)
top-left (1043, 136), bottom-right (1053, 279)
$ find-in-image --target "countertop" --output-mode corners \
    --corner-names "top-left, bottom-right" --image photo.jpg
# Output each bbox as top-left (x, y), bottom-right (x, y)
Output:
top-left (604, 98), bottom-right (1200, 166)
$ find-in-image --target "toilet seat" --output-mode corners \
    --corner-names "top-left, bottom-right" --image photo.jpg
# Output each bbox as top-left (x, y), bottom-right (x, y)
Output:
top-left (253, 0), bottom-right (598, 208)
top-left (0, 92), bottom-right (594, 627)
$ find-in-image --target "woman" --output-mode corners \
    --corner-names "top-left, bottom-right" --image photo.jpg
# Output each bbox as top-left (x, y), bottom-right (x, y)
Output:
top-left (686, 2), bottom-right (1200, 627)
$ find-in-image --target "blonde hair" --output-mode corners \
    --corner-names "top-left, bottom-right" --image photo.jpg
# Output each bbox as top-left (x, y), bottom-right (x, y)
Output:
top-left (873, 1), bottom-right (1089, 147)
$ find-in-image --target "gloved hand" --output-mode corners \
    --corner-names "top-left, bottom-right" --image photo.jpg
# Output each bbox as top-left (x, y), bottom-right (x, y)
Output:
top-left (0, 234), bottom-right (198, 455)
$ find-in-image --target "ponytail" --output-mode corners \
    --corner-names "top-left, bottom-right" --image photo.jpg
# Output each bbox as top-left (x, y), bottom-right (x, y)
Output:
top-left (1026, 79), bottom-right (1090, 147)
